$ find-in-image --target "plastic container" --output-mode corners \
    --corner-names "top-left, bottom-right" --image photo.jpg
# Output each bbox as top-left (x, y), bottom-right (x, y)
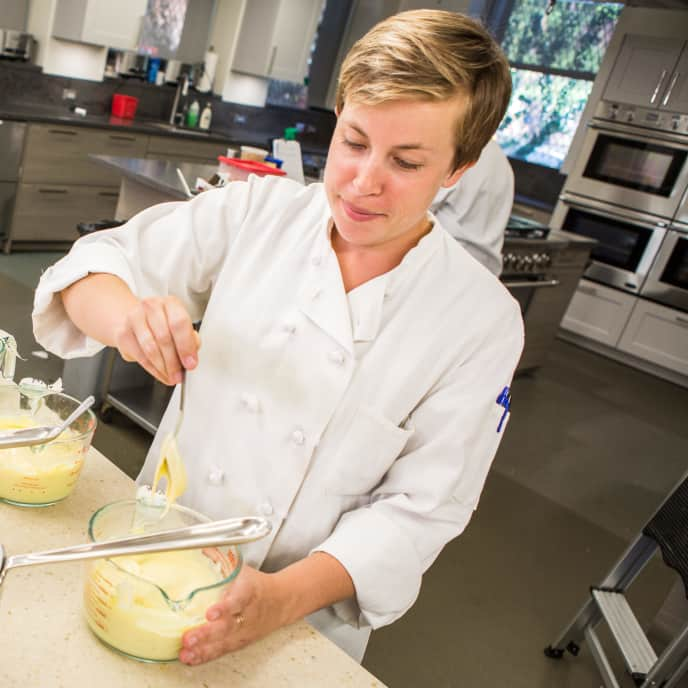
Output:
top-left (186, 99), bottom-right (200, 128)
top-left (217, 156), bottom-right (287, 182)
top-left (111, 94), bottom-right (139, 119)
top-left (83, 500), bottom-right (242, 663)
top-left (0, 391), bottom-right (97, 507)
top-left (199, 102), bottom-right (212, 130)
top-left (240, 145), bottom-right (269, 162)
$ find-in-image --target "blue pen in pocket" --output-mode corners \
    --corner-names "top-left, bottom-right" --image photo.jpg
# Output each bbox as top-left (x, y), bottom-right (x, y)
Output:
top-left (496, 386), bottom-right (511, 433)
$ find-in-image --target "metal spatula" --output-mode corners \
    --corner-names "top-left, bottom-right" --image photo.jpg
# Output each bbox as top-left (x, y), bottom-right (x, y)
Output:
top-left (0, 515), bottom-right (271, 586)
top-left (0, 395), bottom-right (95, 450)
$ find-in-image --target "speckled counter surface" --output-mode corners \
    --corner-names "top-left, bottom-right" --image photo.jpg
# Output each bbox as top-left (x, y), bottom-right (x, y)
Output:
top-left (0, 448), bottom-right (385, 687)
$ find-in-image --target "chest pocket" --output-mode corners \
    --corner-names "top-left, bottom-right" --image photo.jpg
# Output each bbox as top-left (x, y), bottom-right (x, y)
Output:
top-left (325, 405), bottom-right (414, 496)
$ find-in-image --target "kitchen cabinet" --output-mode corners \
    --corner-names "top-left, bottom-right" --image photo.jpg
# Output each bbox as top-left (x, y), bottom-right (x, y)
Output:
top-left (617, 299), bottom-right (688, 376)
top-left (560, 279), bottom-right (637, 347)
top-left (22, 124), bottom-right (148, 186)
top-left (231, 0), bottom-right (324, 83)
top-left (10, 184), bottom-right (118, 243)
top-left (8, 123), bottom-right (146, 249)
top-left (603, 35), bottom-right (688, 111)
top-left (52, 0), bottom-right (147, 50)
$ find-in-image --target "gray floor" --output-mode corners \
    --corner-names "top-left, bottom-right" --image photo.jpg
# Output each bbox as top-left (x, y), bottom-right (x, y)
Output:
top-left (1, 251), bottom-right (687, 687)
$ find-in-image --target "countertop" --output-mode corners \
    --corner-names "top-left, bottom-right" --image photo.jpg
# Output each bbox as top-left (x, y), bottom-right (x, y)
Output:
top-left (95, 155), bottom-right (219, 200)
top-left (0, 102), bottom-right (273, 150)
top-left (0, 447), bottom-right (385, 687)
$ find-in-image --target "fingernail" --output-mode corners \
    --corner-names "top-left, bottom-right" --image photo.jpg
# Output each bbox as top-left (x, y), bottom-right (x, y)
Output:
top-left (185, 652), bottom-right (197, 663)
top-left (208, 610), bottom-right (220, 621)
top-left (187, 635), bottom-right (197, 646)
top-left (183, 355), bottom-right (197, 369)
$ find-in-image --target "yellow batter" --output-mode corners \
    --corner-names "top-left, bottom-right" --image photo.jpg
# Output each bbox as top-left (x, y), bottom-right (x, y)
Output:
top-left (0, 416), bottom-right (84, 504)
top-left (152, 432), bottom-right (188, 505)
top-left (85, 413), bottom-right (233, 662)
top-left (84, 549), bottom-right (231, 661)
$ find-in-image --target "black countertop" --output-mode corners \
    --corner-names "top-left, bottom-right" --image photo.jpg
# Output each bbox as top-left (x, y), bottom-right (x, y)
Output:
top-left (0, 103), bottom-right (283, 151)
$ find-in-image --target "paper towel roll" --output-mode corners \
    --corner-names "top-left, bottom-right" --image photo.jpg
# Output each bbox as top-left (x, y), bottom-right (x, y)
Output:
top-left (197, 49), bottom-right (218, 93)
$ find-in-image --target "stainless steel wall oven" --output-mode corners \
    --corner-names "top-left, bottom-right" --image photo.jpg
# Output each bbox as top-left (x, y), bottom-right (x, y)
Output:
top-left (566, 102), bottom-right (688, 220)
top-left (550, 193), bottom-right (666, 293)
top-left (641, 225), bottom-right (688, 313)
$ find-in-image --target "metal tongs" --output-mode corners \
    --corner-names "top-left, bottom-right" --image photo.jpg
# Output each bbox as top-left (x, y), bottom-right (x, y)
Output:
top-left (0, 515), bottom-right (271, 586)
top-left (0, 395), bottom-right (95, 450)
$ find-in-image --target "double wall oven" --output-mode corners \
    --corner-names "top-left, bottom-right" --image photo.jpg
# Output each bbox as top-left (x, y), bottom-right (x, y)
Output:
top-left (641, 187), bottom-right (688, 313)
top-left (551, 100), bottom-right (688, 306)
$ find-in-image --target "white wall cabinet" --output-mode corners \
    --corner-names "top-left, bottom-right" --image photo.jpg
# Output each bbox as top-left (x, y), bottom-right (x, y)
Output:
top-left (560, 279), bottom-right (637, 347)
top-left (603, 34), bottom-right (687, 111)
top-left (53, 0), bottom-right (147, 50)
top-left (231, 0), bottom-right (323, 83)
top-left (617, 299), bottom-right (688, 376)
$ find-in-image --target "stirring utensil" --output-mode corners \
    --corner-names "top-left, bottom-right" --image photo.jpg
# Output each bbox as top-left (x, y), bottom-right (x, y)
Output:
top-left (151, 373), bottom-right (187, 505)
top-left (176, 167), bottom-right (194, 198)
top-left (0, 395), bottom-right (95, 450)
top-left (0, 515), bottom-right (271, 586)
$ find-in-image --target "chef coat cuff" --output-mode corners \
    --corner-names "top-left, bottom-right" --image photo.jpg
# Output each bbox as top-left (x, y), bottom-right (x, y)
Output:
top-left (312, 507), bottom-right (422, 629)
top-left (32, 242), bottom-right (136, 358)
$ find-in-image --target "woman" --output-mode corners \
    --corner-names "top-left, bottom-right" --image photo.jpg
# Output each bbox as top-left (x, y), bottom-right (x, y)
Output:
top-left (33, 10), bottom-right (523, 665)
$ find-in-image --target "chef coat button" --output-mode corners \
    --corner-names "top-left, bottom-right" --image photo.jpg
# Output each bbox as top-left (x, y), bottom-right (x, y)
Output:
top-left (311, 256), bottom-right (322, 266)
top-left (282, 321), bottom-right (296, 335)
top-left (258, 501), bottom-right (274, 516)
top-left (291, 428), bottom-right (306, 446)
top-left (329, 350), bottom-right (346, 366)
top-left (240, 393), bottom-right (260, 413)
top-left (207, 466), bottom-right (225, 485)
top-left (312, 287), bottom-right (321, 300)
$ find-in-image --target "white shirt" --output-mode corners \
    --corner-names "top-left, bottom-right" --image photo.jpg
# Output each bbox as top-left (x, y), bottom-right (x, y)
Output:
top-left (33, 175), bottom-right (524, 661)
top-left (431, 139), bottom-right (514, 276)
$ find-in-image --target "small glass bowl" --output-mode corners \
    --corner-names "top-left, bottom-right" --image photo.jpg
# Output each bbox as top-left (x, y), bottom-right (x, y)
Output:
top-left (0, 391), bottom-right (96, 507)
top-left (83, 499), bottom-right (243, 663)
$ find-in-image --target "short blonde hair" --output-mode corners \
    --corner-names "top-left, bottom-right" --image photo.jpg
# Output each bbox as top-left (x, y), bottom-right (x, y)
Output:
top-left (336, 10), bottom-right (511, 170)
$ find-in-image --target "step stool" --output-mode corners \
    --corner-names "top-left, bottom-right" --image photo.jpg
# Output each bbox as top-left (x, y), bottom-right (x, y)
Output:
top-left (544, 471), bottom-right (688, 687)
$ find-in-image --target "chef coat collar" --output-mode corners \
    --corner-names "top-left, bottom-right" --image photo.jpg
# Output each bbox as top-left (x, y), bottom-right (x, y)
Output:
top-left (298, 214), bottom-right (443, 349)
top-left (297, 216), bottom-right (355, 354)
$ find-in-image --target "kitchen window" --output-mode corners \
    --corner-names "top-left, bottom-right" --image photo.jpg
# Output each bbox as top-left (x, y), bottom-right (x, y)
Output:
top-left (484, 0), bottom-right (623, 204)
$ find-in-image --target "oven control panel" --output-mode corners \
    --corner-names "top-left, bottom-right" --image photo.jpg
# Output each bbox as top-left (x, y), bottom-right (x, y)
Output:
top-left (596, 101), bottom-right (688, 136)
top-left (502, 250), bottom-right (552, 274)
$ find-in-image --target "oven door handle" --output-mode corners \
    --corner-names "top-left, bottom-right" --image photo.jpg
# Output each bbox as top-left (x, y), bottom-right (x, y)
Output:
top-left (502, 279), bottom-right (560, 289)
top-left (559, 194), bottom-right (668, 231)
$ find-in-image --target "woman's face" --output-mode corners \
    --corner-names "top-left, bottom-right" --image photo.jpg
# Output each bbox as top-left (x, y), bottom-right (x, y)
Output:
top-left (324, 98), bottom-right (470, 255)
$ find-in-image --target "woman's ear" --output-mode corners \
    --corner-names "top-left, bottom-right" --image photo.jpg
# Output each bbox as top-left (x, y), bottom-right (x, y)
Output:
top-left (442, 160), bottom-right (476, 189)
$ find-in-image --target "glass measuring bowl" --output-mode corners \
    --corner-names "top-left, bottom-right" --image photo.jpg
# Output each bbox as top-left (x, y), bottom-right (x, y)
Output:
top-left (83, 499), bottom-right (243, 663)
top-left (0, 390), bottom-right (96, 506)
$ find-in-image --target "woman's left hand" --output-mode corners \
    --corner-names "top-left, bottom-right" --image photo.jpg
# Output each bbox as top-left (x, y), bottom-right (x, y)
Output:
top-left (179, 565), bottom-right (286, 665)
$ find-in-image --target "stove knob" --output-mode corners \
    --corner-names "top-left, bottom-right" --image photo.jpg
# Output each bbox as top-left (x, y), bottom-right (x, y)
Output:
top-left (541, 253), bottom-right (551, 267)
top-left (532, 254), bottom-right (543, 267)
top-left (515, 256), bottom-right (525, 270)
top-left (503, 253), bottom-right (514, 269)
top-left (523, 256), bottom-right (533, 271)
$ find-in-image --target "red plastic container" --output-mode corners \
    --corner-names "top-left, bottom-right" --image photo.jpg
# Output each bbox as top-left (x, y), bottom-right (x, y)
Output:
top-left (111, 94), bottom-right (139, 119)
top-left (217, 156), bottom-right (287, 181)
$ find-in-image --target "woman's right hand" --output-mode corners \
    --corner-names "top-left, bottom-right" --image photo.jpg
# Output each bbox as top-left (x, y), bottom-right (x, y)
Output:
top-left (114, 295), bottom-right (201, 385)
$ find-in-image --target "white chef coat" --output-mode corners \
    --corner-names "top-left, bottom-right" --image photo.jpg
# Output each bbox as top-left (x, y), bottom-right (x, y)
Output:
top-left (33, 175), bottom-right (524, 661)
top-left (431, 139), bottom-right (514, 276)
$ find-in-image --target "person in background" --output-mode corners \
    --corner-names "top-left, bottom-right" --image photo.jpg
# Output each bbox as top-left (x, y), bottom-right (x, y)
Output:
top-left (430, 138), bottom-right (514, 276)
top-left (32, 10), bottom-right (523, 666)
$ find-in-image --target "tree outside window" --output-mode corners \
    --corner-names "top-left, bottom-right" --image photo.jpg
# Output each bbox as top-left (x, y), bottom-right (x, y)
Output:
top-left (493, 0), bottom-right (623, 169)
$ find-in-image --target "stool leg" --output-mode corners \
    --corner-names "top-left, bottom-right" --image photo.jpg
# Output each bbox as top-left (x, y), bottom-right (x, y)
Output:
top-left (643, 622), bottom-right (688, 688)
top-left (545, 534), bottom-right (657, 659)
